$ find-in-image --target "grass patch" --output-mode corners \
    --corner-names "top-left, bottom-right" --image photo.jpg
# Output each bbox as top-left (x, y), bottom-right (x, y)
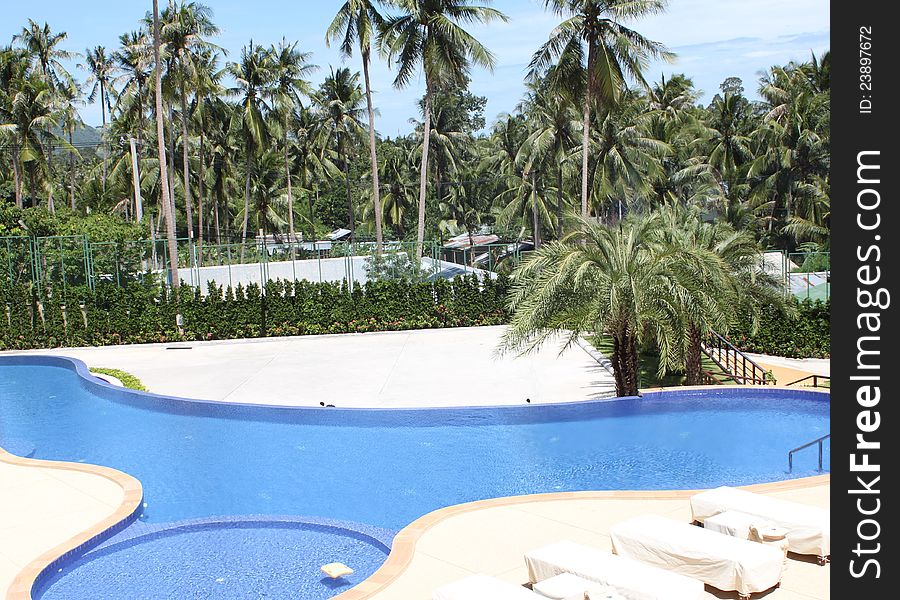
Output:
top-left (588, 336), bottom-right (733, 388)
top-left (89, 368), bottom-right (148, 392)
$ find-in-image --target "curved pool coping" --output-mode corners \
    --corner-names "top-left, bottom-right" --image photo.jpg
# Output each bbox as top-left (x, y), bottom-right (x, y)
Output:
top-left (1, 355), bottom-right (830, 600)
top-left (0, 448), bottom-right (143, 600)
top-left (31, 515), bottom-right (394, 599)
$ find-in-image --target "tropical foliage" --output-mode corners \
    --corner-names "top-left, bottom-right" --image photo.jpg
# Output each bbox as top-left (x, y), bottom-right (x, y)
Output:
top-left (2, 4), bottom-right (829, 257)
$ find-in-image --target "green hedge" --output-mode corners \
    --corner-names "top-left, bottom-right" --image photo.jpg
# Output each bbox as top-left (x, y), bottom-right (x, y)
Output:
top-left (0, 274), bottom-right (510, 350)
top-left (726, 299), bottom-right (830, 359)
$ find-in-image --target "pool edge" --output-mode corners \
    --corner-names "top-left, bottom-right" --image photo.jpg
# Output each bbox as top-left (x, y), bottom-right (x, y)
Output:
top-left (0, 448), bottom-right (143, 600)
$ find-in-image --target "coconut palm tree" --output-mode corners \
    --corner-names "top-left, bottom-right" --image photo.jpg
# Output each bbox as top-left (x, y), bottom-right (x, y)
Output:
top-left (57, 80), bottom-right (84, 210)
top-left (516, 80), bottom-right (579, 237)
top-left (315, 67), bottom-right (365, 241)
top-left (267, 38), bottom-right (316, 243)
top-left (151, 0), bottom-right (180, 289)
top-left (162, 1), bottom-right (220, 243)
top-left (13, 20), bottom-right (76, 86)
top-left (82, 45), bottom-right (118, 192)
top-left (227, 41), bottom-right (274, 255)
top-left (501, 211), bottom-right (712, 397)
top-left (380, 0), bottom-right (507, 257)
top-left (1, 75), bottom-right (73, 209)
top-left (529, 0), bottom-right (673, 219)
top-left (0, 45), bottom-right (30, 207)
top-left (327, 0), bottom-right (387, 250)
top-left (191, 46), bottom-right (225, 252)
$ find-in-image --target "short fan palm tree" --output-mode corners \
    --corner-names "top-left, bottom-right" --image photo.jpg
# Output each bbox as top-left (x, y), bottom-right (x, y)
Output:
top-left (501, 212), bottom-right (711, 397)
top-left (654, 205), bottom-right (785, 385)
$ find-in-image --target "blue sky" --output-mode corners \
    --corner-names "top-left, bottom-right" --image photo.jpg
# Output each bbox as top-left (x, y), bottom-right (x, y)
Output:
top-left (2, 0), bottom-right (829, 136)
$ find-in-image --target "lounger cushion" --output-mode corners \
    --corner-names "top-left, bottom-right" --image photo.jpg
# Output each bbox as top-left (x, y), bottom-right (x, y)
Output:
top-left (433, 574), bottom-right (539, 600)
top-left (525, 540), bottom-right (706, 600)
top-left (609, 515), bottom-right (784, 596)
top-left (690, 486), bottom-right (830, 556)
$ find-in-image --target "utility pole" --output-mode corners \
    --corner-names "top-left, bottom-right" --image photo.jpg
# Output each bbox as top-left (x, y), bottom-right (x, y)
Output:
top-left (129, 138), bottom-right (144, 221)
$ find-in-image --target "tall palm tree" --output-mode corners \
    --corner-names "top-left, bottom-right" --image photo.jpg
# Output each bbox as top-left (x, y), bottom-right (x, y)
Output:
top-left (1, 75), bottom-right (73, 209)
top-left (517, 80), bottom-right (579, 237)
top-left (13, 20), bottom-right (76, 86)
top-left (162, 1), bottom-right (220, 243)
top-left (267, 38), bottom-right (316, 243)
top-left (0, 45), bottom-right (29, 207)
top-left (501, 212), bottom-right (709, 397)
top-left (57, 80), bottom-right (84, 210)
top-left (530, 0), bottom-right (673, 219)
top-left (227, 41), bottom-right (273, 255)
top-left (380, 0), bottom-right (507, 257)
top-left (82, 45), bottom-right (118, 192)
top-left (151, 0), bottom-right (180, 289)
top-left (327, 0), bottom-right (387, 250)
top-left (486, 113), bottom-right (550, 248)
top-left (315, 67), bottom-right (365, 241)
top-left (191, 46), bottom-right (225, 252)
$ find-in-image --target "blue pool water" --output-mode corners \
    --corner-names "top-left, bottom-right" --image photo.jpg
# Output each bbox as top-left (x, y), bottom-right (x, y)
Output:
top-left (37, 519), bottom-right (390, 600)
top-left (0, 357), bottom-right (829, 598)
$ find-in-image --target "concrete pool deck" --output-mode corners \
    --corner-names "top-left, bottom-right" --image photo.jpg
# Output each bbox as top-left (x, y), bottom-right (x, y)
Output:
top-left (337, 477), bottom-right (830, 600)
top-left (4, 326), bottom-right (616, 407)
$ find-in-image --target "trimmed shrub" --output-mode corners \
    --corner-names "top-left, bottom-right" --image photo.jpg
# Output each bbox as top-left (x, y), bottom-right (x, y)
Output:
top-left (0, 274), bottom-right (510, 350)
top-left (726, 299), bottom-right (830, 358)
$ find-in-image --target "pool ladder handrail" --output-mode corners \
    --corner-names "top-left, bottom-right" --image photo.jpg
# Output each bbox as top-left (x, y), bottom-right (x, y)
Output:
top-left (788, 433), bottom-right (830, 473)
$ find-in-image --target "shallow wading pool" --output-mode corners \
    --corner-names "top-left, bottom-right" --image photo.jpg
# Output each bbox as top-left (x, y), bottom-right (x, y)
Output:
top-left (0, 356), bottom-right (829, 599)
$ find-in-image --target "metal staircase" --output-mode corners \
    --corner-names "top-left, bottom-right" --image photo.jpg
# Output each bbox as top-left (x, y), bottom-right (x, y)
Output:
top-left (702, 331), bottom-right (772, 385)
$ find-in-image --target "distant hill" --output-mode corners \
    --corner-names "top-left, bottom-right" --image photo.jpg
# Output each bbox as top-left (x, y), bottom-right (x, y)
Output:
top-left (70, 124), bottom-right (102, 147)
top-left (50, 124), bottom-right (102, 147)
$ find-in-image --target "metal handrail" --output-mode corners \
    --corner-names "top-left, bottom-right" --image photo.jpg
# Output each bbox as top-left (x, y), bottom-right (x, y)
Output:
top-left (785, 374), bottom-right (830, 388)
top-left (788, 433), bottom-right (830, 472)
top-left (702, 331), bottom-right (772, 385)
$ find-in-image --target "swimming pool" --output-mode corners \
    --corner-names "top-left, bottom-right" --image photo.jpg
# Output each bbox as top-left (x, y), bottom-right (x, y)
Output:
top-left (35, 517), bottom-right (392, 600)
top-left (0, 356), bottom-right (829, 597)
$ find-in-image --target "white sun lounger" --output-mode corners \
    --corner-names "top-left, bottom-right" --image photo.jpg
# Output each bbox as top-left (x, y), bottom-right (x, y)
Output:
top-left (433, 573), bottom-right (613, 600)
top-left (524, 540), bottom-right (706, 600)
top-left (609, 515), bottom-right (785, 599)
top-left (690, 486), bottom-right (830, 560)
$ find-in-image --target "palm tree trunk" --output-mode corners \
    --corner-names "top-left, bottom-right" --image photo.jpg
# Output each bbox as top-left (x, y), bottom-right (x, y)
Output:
top-left (531, 170), bottom-right (541, 249)
top-left (28, 164), bottom-right (38, 208)
top-left (214, 191), bottom-right (221, 245)
top-left (685, 323), bottom-right (703, 386)
top-left (167, 106), bottom-right (178, 231)
top-left (362, 51), bottom-right (383, 253)
top-left (181, 88), bottom-right (193, 242)
top-left (283, 125), bottom-right (295, 241)
top-left (152, 0), bottom-right (180, 291)
top-left (100, 82), bottom-right (107, 195)
top-left (12, 146), bottom-right (23, 208)
top-left (556, 166), bottom-right (564, 238)
top-left (69, 130), bottom-right (76, 210)
top-left (240, 150), bottom-right (252, 261)
top-left (415, 82), bottom-right (433, 258)
top-left (580, 43), bottom-right (596, 219)
top-left (198, 129), bottom-right (205, 264)
top-left (612, 325), bottom-right (640, 397)
top-left (46, 139), bottom-right (55, 214)
top-left (345, 150), bottom-right (355, 242)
